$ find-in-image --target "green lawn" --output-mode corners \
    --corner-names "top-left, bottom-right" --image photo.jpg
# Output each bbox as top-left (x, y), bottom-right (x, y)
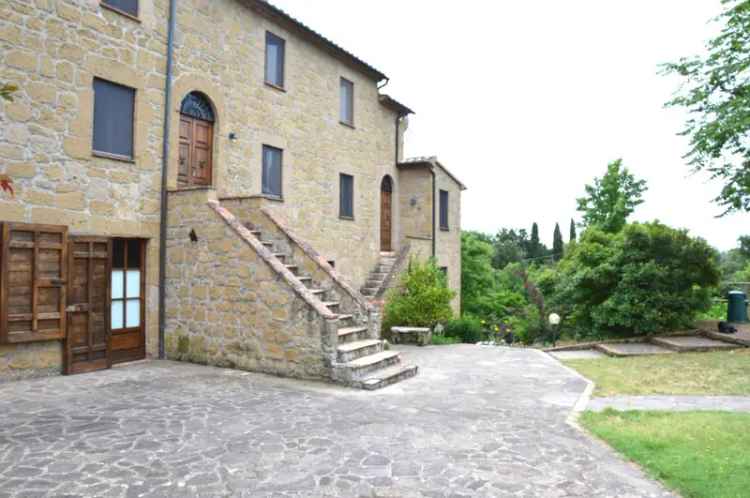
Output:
top-left (581, 410), bottom-right (750, 498)
top-left (565, 350), bottom-right (750, 397)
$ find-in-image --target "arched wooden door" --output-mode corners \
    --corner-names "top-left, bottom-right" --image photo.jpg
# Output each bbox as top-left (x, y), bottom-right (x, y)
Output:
top-left (178, 92), bottom-right (214, 188)
top-left (380, 176), bottom-right (393, 252)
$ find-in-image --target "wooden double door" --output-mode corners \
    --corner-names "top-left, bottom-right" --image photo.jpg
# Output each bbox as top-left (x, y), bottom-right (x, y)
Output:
top-left (178, 114), bottom-right (213, 187)
top-left (380, 177), bottom-right (393, 252)
top-left (66, 237), bottom-right (145, 375)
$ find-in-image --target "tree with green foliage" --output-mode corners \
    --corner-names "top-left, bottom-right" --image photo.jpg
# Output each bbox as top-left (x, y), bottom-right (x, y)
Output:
top-left (662, 0), bottom-right (750, 214)
top-left (740, 236), bottom-right (750, 259)
top-left (554, 222), bottom-right (720, 337)
top-left (552, 223), bottom-right (564, 261)
top-left (382, 258), bottom-right (455, 334)
top-left (569, 219), bottom-right (577, 243)
top-left (460, 232), bottom-right (526, 320)
top-left (577, 159), bottom-right (648, 233)
top-left (492, 228), bottom-right (528, 269)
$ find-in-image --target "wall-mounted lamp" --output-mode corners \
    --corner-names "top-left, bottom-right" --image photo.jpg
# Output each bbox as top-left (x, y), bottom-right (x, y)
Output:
top-left (189, 229), bottom-right (198, 243)
top-left (228, 132), bottom-right (237, 141)
top-left (410, 197), bottom-right (418, 207)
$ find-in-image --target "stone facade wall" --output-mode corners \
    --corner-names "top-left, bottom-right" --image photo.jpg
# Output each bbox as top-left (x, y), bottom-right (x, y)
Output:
top-left (167, 0), bottom-right (404, 289)
top-left (397, 166), bottom-right (463, 312)
top-left (165, 189), bottom-right (335, 379)
top-left (0, 0), bottom-right (169, 378)
top-left (434, 169), bottom-right (463, 314)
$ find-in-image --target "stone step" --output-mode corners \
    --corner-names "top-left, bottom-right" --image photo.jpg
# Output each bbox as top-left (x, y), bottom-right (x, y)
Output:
top-left (337, 339), bottom-right (383, 362)
top-left (595, 342), bottom-right (673, 357)
top-left (368, 272), bottom-right (388, 280)
top-left (365, 278), bottom-right (385, 287)
top-left (309, 289), bottom-right (326, 297)
top-left (360, 289), bottom-right (377, 297)
top-left (272, 253), bottom-right (287, 261)
top-left (359, 364), bottom-right (419, 390)
top-left (336, 314), bottom-right (354, 322)
top-left (338, 325), bottom-right (369, 343)
top-left (261, 240), bottom-right (274, 248)
top-left (650, 335), bottom-right (739, 353)
top-left (321, 301), bottom-right (340, 309)
top-left (342, 350), bottom-right (401, 379)
top-left (285, 264), bottom-right (298, 274)
top-left (298, 276), bottom-right (312, 283)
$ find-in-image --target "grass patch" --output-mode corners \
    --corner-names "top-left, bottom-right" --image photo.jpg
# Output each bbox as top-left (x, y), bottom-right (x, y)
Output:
top-left (581, 410), bottom-right (750, 498)
top-left (565, 350), bottom-right (750, 397)
top-left (430, 335), bottom-right (462, 346)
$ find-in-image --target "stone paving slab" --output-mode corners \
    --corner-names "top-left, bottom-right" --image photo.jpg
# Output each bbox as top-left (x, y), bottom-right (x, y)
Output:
top-left (550, 349), bottom-right (608, 360)
top-left (597, 342), bottom-right (673, 357)
top-left (651, 335), bottom-right (739, 352)
top-left (0, 346), bottom-right (675, 497)
top-left (588, 395), bottom-right (750, 412)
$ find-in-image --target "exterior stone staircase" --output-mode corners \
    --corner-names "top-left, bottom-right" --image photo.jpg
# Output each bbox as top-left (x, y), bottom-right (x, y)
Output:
top-left (361, 252), bottom-right (397, 299)
top-left (243, 222), bottom-right (418, 390)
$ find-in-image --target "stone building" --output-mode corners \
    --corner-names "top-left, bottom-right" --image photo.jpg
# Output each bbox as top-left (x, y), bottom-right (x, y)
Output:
top-left (0, 0), bottom-right (465, 387)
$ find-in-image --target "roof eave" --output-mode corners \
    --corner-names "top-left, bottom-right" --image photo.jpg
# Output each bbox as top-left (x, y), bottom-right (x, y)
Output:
top-left (244, 0), bottom-right (388, 82)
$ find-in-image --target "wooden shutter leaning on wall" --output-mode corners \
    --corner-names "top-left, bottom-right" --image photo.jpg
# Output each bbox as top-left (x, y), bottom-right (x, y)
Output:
top-left (0, 223), bottom-right (68, 344)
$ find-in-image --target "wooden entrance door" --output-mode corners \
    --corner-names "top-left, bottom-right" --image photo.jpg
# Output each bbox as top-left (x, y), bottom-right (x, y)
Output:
top-left (178, 115), bottom-right (213, 187)
top-left (380, 177), bottom-right (393, 252)
top-left (65, 237), bottom-right (111, 375)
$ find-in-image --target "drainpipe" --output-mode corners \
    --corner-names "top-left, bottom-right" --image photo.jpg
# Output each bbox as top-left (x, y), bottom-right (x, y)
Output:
top-left (158, 0), bottom-right (177, 360)
top-left (430, 168), bottom-right (436, 259)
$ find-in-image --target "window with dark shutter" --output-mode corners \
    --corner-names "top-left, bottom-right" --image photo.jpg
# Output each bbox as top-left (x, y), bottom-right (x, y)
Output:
top-left (93, 78), bottom-right (135, 160)
top-left (265, 32), bottom-right (285, 88)
top-left (262, 145), bottom-right (283, 198)
top-left (340, 78), bottom-right (354, 126)
top-left (102, 0), bottom-right (138, 17)
top-left (340, 174), bottom-right (354, 219)
top-left (439, 189), bottom-right (449, 230)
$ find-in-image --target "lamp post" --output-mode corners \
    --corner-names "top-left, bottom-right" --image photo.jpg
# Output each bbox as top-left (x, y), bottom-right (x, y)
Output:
top-left (548, 313), bottom-right (561, 347)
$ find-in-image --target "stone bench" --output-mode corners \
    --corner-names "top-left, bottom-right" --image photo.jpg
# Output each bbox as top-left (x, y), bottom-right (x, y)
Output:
top-left (391, 327), bottom-right (432, 347)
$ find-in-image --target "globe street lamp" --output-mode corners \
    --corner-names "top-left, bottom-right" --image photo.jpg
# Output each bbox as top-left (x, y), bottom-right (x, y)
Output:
top-left (548, 313), bottom-right (561, 347)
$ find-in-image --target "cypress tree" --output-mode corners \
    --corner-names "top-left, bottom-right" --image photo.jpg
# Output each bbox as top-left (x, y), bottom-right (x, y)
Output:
top-left (553, 223), bottom-right (564, 261)
top-left (569, 218), bottom-right (577, 242)
top-left (529, 222), bottom-right (540, 259)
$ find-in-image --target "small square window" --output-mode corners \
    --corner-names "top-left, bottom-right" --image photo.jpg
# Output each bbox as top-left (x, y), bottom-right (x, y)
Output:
top-left (340, 78), bottom-right (354, 126)
top-left (439, 189), bottom-right (449, 231)
top-left (265, 32), bottom-right (285, 88)
top-left (93, 78), bottom-right (135, 159)
top-left (101, 0), bottom-right (138, 17)
top-left (339, 173), bottom-right (354, 219)
top-left (262, 145), bottom-right (283, 198)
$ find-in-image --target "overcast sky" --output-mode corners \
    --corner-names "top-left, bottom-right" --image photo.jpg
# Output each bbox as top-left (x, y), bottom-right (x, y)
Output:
top-left (271, 0), bottom-right (747, 250)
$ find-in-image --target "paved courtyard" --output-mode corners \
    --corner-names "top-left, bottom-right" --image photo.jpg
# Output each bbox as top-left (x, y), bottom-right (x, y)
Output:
top-left (0, 345), bottom-right (674, 498)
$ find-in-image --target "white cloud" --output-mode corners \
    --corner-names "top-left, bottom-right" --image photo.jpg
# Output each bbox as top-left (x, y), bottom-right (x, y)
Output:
top-left (270, 0), bottom-right (747, 250)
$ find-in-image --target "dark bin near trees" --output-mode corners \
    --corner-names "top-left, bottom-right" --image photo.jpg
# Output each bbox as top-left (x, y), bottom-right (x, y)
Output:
top-left (727, 291), bottom-right (749, 323)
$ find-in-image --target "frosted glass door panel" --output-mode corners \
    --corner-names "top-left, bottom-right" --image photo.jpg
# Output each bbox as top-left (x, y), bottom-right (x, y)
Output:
top-left (126, 270), bottom-right (140, 298)
top-left (111, 271), bottom-right (124, 299)
top-left (126, 299), bottom-right (140, 328)
top-left (111, 301), bottom-right (124, 329)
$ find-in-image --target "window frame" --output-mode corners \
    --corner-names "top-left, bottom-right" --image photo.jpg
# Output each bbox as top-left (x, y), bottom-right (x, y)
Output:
top-left (339, 173), bottom-right (354, 220)
top-left (261, 145), bottom-right (284, 199)
top-left (100, 0), bottom-right (140, 20)
top-left (264, 31), bottom-right (286, 90)
top-left (439, 189), bottom-right (450, 231)
top-left (339, 77), bottom-right (354, 127)
top-left (110, 239), bottom-right (145, 334)
top-left (92, 77), bottom-right (136, 162)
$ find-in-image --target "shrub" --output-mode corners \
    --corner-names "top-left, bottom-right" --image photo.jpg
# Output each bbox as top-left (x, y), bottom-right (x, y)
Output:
top-left (382, 258), bottom-right (455, 334)
top-left (442, 316), bottom-right (484, 343)
top-left (554, 222), bottom-right (720, 337)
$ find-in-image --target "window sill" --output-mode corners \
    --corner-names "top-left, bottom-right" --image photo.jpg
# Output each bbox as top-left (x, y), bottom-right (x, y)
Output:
top-left (100, 2), bottom-right (141, 22)
top-left (339, 121), bottom-right (356, 130)
top-left (257, 193), bottom-right (284, 202)
top-left (264, 81), bottom-right (286, 93)
top-left (440, 227), bottom-right (450, 232)
top-left (93, 150), bottom-right (135, 163)
top-left (339, 215), bottom-right (355, 221)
